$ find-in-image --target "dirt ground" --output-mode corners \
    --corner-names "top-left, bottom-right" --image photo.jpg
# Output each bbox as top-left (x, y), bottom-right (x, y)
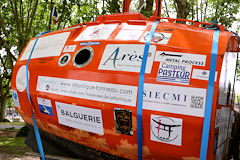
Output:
top-left (0, 129), bottom-right (40, 160)
top-left (0, 154), bottom-right (40, 160)
top-left (0, 130), bottom-right (18, 137)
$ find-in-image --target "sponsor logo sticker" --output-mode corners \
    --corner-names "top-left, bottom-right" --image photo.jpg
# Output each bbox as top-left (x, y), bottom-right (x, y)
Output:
top-left (98, 44), bottom-right (156, 73)
top-left (11, 89), bottom-right (20, 108)
top-left (56, 101), bottom-right (104, 135)
top-left (16, 65), bottom-right (29, 92)
top-left (140, 32), bottom-right (172, 44)
top-left (20, 32), bottom-right (70, 61)
top-left (74, 24), bottom-right (118, 41)
top-left (157, 62), bottom-right (192, 85)
top-left (192, 69), bottom-right (217, 81)
top-left (36, 76), bottom-right (138, 106)
top-left (143, 83), bottom-right (207, 117)
top-left (79, 41), bottom-right (100, 46)
top-left (151, 115), bottom-right (182, 146)
top-left (155, 51), bottom-right (206, 66)
top-left (37, 97), bottom-right (53, 116)
top-left (114, 109), bottom-right (133, 136)
top-left (58, 53), bottom-right (71, 66)
top-left (63, 45), bottom-right (76, 52)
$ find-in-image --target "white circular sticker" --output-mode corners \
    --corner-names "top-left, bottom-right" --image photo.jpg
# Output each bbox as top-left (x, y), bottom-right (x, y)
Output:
top-left (16, 65), bottom-right (29, 92)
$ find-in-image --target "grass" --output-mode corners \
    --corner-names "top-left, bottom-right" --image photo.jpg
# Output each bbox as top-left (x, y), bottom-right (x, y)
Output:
top-left (0, 127), bottom-right (19, 132)
top-left (0, 129), bottom-right (32, 157)
top-left (0, 122), bottom-right (25, 126)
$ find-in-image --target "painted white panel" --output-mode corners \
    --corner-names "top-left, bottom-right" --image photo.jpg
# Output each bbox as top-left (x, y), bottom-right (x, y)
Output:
top-left (74, 24), bottom-right (118, 41)
top-left (20, 32), bottom-right (70, 60)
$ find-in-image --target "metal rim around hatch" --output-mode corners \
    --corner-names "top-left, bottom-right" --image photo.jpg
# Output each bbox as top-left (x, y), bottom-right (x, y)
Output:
top-left (72, 47), bottom-right (94, 68)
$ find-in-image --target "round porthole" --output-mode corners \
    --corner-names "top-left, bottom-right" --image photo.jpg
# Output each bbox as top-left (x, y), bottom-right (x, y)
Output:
top-left (58, 53), bottom-right (71, 66)
top-left (72, 47), bottom-right (94, 68)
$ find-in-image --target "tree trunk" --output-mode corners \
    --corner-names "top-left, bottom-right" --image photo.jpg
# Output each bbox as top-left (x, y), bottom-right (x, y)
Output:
top-left (140, 0), bottom-right (154, 17)
top-left (173, 0), bottom-right (190, 19)
top-left (0, 98), bottom-right (6, 121)
top-left (146, 0), bottom-right (154, 11)
top-left (48, 0), bottom-right (53, 31)
top-left (200, 0), bottom-right (203, 21)
top-left (18, 37), bottom-right (28, 54)
top-left (215, 0), bottom-right (219, 19)
top-left (109, 0), bottom-right (120, 13)
top-left (163, 0), bottom-right (170, 17)
top-left (196, 0), bottom-right (198, 21)
top-left (137, 0), bottom-right (145, 11)
top-left (191, 1), bottom-right (194, 20)
top-left (57, 0), bottom-right (67, 30)
top-left (203, 0), bottom-right (208, 22)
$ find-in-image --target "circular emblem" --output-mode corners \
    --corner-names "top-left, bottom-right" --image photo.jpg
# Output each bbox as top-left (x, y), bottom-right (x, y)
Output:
top-left (151, 116), bottom-right (181, 143)
top-left (144, 32), bottom-right (164, 43)
top-left (16, 65), bottom-right (29, 92)
top-left (58, 53), bottom-right (71, 66)
top-left (152, 32), bottom-right (164, 42)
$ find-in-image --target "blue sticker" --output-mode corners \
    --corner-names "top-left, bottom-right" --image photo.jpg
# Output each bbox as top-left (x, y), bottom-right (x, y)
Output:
top-left (39, 105), bottom-right (53, 116)
top-left (11, 89), bottom-right (20, 108)
top-left (37, 97), bottom-right (53, 116)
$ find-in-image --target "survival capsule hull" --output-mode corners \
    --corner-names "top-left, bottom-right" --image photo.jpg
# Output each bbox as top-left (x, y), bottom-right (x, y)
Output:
top-left (11, 12), bottom-right (238, 159)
